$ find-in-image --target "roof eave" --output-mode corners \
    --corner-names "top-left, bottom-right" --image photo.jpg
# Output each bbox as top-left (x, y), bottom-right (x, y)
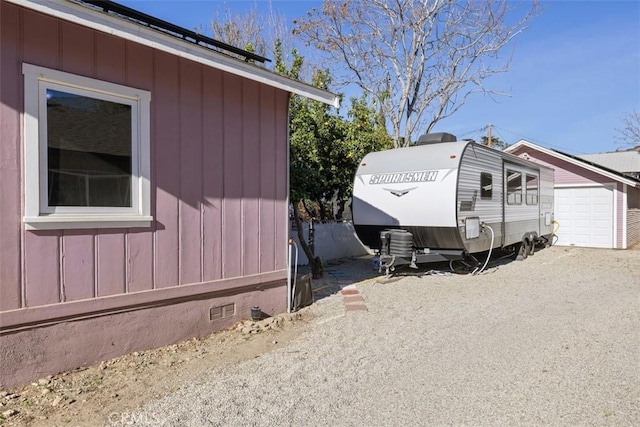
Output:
top-left (6, 0), bottom-right (340, 108)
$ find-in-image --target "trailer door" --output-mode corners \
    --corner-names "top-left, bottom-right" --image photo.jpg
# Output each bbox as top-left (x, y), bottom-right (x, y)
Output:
top-left (503, 162), bottom-right (540, 246)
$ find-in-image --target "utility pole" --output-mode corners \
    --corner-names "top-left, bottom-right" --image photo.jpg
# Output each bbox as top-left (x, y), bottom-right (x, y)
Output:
top-left (487, 123), bottom-right (493, 148)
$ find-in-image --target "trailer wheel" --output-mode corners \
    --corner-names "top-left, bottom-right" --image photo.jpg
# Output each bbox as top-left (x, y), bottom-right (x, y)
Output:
top-left (516, 242), bottom-right (529, 261)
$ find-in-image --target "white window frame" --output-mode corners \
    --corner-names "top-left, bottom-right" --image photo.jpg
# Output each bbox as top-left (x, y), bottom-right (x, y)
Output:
top-left (22, 63), bottom-right (152, 230)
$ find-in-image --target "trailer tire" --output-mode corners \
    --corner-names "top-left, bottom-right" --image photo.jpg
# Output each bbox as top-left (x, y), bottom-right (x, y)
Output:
top-left (516, 242), bottom-right (529, 261)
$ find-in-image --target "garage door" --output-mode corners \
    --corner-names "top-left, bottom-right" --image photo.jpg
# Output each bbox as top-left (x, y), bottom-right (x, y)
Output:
top-left (554, 186), bottom-right (613, 248)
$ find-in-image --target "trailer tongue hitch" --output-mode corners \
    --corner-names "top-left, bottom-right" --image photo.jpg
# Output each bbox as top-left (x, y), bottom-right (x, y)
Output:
top-left (379, 254), bottom-right (396, 276)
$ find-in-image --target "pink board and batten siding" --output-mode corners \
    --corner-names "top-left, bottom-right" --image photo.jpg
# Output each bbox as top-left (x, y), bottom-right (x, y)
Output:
top-left (1, 4), bottom-right (290, 386)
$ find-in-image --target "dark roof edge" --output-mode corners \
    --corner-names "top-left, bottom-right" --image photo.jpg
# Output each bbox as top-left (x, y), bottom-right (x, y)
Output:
top-left (78, 0), bottom-right (271, 64)
top-left (8, 0), bottom-right (339, 106)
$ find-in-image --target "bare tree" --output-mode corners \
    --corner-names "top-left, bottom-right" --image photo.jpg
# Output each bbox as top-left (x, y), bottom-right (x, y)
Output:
top-left (208, 1), bottom-right (303, 71)
top-left (209, 5), bottom-right (268, 59)
top-left (617, 110), bottom-right (640, 147)
top-left (294, 0), bottom-right (540, 147)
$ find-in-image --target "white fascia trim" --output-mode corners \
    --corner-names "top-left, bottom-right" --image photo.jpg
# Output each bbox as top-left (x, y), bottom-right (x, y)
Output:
top-left (506, 140), bottom-right (640, 187)
top-left (7, 0), bottom-right (340, 108)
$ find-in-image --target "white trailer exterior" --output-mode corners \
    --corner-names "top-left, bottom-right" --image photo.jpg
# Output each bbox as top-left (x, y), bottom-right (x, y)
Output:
top-left (352, 138), bottom-right (555, 267)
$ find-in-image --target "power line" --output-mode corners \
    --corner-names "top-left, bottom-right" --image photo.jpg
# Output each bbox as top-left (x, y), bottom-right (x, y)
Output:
top-left (457, 126), bottom-right (487, 138)
top-left (492, 125), bottom-right (544, 144)
top-left (492, 125), bottom-right (588, 155)
top-left (492, 127), bottom-right (508, 145)
top-left (455, 124), bottom-right (584, 154)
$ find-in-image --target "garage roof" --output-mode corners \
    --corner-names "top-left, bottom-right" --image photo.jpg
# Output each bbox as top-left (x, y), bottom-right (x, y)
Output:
top-left (580, 151), bottom-right (640, 176)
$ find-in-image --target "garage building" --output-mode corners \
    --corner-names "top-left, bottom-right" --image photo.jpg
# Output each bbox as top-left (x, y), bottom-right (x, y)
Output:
top-left (506, 141), bottom-right (640, 249)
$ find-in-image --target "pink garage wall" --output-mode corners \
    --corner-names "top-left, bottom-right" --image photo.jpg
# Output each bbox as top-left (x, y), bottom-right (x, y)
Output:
top-left (511, 148), bottom-right (613, 186)
top-left (0, 5), bottom-right (289, 316)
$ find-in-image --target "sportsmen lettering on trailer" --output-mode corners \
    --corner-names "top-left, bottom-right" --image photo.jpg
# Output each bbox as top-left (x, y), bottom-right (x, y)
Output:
top-left (369, 170), bottom-right (439, 185)
top-left (352, 133), bottom-right (555, 273)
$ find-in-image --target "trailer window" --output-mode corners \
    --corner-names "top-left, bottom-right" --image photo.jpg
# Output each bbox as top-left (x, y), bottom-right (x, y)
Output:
top-left (480, 173), bottom-right (492, 200)
top-left (526, 174), bottom-right (539, 205)
top-left (506, 170), bottom-right (522, 205)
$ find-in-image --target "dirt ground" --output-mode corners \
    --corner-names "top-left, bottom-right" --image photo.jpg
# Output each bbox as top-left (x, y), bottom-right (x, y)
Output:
top-left (0, 311), bottom-right (316, 427)
top-left (1, 245), bottom-right (636, 426)
top-left (0, 257), bottom-right (377, 427)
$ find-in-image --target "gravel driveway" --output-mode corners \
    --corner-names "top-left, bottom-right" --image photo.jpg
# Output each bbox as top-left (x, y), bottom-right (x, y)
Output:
top-left (129, 246), bottom-right (639, 426)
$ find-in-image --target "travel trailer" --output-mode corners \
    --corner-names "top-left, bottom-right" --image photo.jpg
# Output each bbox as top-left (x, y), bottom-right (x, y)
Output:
top-left (352, 133), bottom-right (555, 273)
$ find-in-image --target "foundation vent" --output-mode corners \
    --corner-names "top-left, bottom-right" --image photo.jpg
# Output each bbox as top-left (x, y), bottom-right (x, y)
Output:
top-left (209, 303), bottom-right (235, 321)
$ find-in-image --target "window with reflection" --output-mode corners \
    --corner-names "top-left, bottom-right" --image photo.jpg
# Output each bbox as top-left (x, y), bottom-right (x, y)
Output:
top-left (480, 172), bottom-right (492, 200)
top-left (506, 169), bottom-right (522, 205)
top-left (525, 174), bottom-right (539, 205)
top-left (47, 90), bottom-right (132, 207)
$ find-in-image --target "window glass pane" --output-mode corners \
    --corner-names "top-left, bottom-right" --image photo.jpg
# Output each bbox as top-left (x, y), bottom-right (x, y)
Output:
top-left (526, 174), bottom-right (539, 205)
top-left (506, 169), bottom-right (522, 205)
top-left (46, 89), bottom-right (132, 207)
top-left (480, 172), bottom-right (492, 200)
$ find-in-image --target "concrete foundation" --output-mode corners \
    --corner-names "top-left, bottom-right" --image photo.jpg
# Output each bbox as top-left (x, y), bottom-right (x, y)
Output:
top-left (0, 281), bottom-right (286, 388)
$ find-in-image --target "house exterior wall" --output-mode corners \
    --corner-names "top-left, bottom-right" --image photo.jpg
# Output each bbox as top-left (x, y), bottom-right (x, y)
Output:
top-left (628, 186), bottom-right (640, 209)
top-left (509, 147), bottom-right (627, 249)
top-left (1, 3), bottom-right (289, 386)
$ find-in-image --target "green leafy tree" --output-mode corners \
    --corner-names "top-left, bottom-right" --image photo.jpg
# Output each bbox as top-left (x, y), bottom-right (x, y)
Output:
top-left (287, 67), bottom-right (392, 277)
top-left (340, 95), bottom-right (393, 215)
top-left (284, 58), bottom-right (336, 277)
top-left (290, 78), bottom-right (392, 222)
top-left (209, 4), bottom-right (394, 276)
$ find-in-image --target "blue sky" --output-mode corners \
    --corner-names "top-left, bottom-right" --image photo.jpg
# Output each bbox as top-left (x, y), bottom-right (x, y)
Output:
top-left (118, 0), bottom-right (639, 155)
